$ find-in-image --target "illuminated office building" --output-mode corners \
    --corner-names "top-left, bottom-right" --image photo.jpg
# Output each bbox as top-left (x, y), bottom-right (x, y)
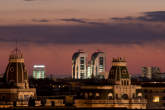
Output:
top-left (87, 61), bottom-right (92, 78)
top-left (33, 65), bottom-right (45, 79)
top-left (72, 50), bottom-right (87, 79)
top-left (91, 51), bottom-right (106, 78)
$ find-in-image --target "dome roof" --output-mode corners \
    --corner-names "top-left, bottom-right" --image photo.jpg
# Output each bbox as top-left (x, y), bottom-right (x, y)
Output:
top-left (108, 57), bottom-right (130, 84)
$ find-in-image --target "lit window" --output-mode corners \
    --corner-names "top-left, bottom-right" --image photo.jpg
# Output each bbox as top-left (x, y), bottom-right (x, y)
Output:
top-left (85, 93), bottom-right (88, 98)
top-left (138, 93), bottom-right (142, 97)
top-left (96, 93), bottom-right (100, 97)
top-left (89, 92), bottom-right (93, 96)
top-left (153, 96), bottom-right (160, 102)
top-left (108, 93), bottom-right (113, 97)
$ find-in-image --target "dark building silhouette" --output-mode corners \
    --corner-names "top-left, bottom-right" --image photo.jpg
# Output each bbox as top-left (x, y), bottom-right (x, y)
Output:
top-left (0, 48), bottom-right (36, 106)
top-left (4, 48), bottom-right (29, 88)
top-left (109, 57), bottom-right (129, 85)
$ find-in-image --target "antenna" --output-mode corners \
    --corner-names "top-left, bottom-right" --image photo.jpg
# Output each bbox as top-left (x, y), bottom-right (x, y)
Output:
top-left (15, 40), bottom-right (18, 55)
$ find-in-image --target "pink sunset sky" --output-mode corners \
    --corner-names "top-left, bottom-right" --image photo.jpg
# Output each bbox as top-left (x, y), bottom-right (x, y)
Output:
top-left (0, 0), bottom-right (165, 77)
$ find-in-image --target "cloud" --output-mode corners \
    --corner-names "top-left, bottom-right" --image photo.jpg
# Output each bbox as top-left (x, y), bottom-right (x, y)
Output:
top-left (32, 19), bottom-right (50, 23)
top-left (112, 16), bottom-right (135, 21)
top-left (60, 18), bottom-right (105, 25)
top-left (112, 11), bottom-right (165, 22)
top-left (30, 18), bottom-right (105, 25)
top-left (138, 11), bottom-right (165, 22)
top-left (0, 22), bottom-right (165, 45)
top-left (60, 18), bottom-right (87, 24)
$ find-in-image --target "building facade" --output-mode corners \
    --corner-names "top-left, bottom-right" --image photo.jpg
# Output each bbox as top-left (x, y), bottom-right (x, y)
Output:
top-left (33, 65), bottom-right (45, 79)
top-left (141, 66), bottom-right (161, 79)
top-left (72, 51), bottom-right (87, 79)
top-left (4, 48), bottom-right (29, 88)
top-left (87, 61), bottom-right (92, 79)
top-left (141, 67), bottom-right (152, 79)
top-left (0, 48), bottom-right (36, 106)
top-left (73, 57), bottom-right (147, 109)
top-left (91, 51), bottom-right (106, 79)
top-left (141, 82), bottom-right (165, 109)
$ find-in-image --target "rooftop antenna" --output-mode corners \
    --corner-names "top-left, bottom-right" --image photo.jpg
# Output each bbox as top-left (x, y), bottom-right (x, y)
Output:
top-left (16, 40), bottom-right (18, 55)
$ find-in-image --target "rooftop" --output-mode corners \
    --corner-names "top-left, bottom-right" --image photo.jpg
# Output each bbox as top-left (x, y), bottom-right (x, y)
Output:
top-left (9, 48), bottom-right (23, 59)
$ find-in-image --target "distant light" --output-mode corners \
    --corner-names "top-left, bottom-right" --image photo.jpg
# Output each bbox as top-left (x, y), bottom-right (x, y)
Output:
top-left (33, 65), bottom-right (45, 68)
top-left (153, 96), bottom-right (160, 103)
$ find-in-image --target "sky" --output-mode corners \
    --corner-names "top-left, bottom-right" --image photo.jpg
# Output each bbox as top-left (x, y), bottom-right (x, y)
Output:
top-left (0, 0), bottom-right (165, 77)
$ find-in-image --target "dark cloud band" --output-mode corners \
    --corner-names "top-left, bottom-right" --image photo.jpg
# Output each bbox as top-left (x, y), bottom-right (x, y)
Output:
top-left (0, 22), bottom-right (165, 45)
top-left (112, 11), bottom-right (165, 22)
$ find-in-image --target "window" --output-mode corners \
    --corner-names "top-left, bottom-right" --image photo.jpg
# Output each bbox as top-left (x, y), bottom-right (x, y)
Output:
top-left (124, 80), bottom-right (126, 85)
top-left (24, 95), bottom-right (30, 100)
top-left (122, 94), bottom-right (129, 99)
top-left (116, 94), bottom-right (118, 99)
top-left (121, 80), bottom-right (124, 85)
top-left (153, 96), bottom-right (160, 103)
top-left (89, 92), bottom-right (93, 96)
top-left (85, 93), bottom-right (88, 99)
top-left (19, 95), bottom-right (24, 100)
top-left (108, 93), bottom-right (113, 97)
top-left (51, 101), bottom-right (55, 106)
top-left (127, 81), bottom-right (129, 85)
top-left (80, 65), bottom-right (84, 70)
top-left (137, 93), bottom-right (142, 97)
top-left (80, 57), bottom-right (84, 64)
top-left (133, 93), bottom-right (135, 98)
top-left (80, 72), bottom-right (84, 79)
top-left (99, 57), bottom-right (104, 65)
top-left (122, 70), bottom-right (126, 73)
top-left (96, 93), bottom-right (100, 97)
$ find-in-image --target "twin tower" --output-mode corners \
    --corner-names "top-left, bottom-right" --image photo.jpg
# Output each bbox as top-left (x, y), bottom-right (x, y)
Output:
top-left (72, 50), bottom-right (106, 79)
top-left (72, 50), bottom-right (130, 84)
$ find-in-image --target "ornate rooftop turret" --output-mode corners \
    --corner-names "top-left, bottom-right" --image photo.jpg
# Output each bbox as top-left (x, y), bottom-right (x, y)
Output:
top-left (4, 48), bottom-right (29, 88)
top-left (9, 48), bottom-right (24, 62)
top-left (108, 57), bottom-right (130, 85)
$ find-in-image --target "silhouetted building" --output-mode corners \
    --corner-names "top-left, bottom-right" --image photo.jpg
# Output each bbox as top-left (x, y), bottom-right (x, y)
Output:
top-left (152, 72), bottom-right (165, 80)
top-left (142, 66), bottom-right (161, 79)
top-left (4, 48), bottom-right (29, 88)
top-left (142, 82), bottom-right (165, 109)
top-left (72, 50), bottom-right (87, 79)
top-left (109, 57), bottom-right (129, 85)
top-left (33, 65), bottom-right (45, 79)
top-left (142, 67), bottom-right (152, 79)
top-left (0, 48), bottom-right (36, 106)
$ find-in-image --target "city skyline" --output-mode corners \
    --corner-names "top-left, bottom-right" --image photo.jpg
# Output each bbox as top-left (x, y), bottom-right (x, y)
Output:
top-left (0, 0), bottom-right (165, 77)
top-left (0, 45), bottom-right (164, 78)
